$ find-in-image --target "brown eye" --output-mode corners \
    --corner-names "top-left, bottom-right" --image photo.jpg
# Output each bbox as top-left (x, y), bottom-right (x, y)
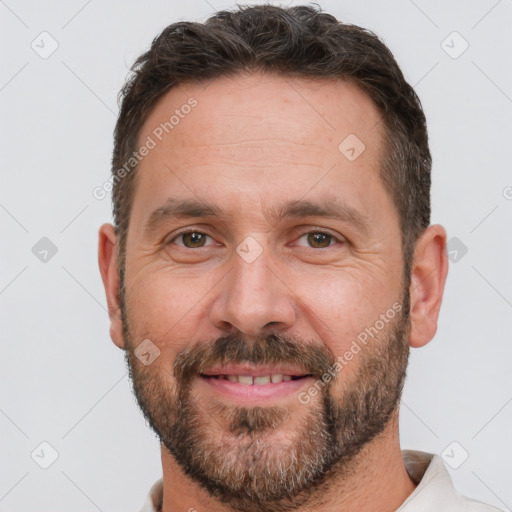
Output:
top-left (306, 232), bottom-right (334, 248)
top-left (174, 231), bottom-right (211, 248)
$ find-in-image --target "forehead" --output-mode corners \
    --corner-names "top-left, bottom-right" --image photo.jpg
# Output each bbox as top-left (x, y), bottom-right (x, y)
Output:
top-left (130, 72), bottom-right (391, 234)
top-left (138, 72), bottom-right (383, 158)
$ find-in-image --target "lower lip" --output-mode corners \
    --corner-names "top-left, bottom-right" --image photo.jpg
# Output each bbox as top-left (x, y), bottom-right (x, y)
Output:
top-left (197, 375), bottom-right (315, 403)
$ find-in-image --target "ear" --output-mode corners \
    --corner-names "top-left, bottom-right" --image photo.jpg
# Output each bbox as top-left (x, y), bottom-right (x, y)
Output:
top-left (98, 223), bottom-right (125, 350)
top-left (408, 224), bottom-right (449, 348)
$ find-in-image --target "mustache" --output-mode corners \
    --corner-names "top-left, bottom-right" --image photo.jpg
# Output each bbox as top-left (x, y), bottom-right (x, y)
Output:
top-left (173, 332), bottom-right (336, 383)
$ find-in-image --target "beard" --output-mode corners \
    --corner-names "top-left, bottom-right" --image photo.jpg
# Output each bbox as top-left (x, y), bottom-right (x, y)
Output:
top-left (121, 289), bottom-right (410, 512)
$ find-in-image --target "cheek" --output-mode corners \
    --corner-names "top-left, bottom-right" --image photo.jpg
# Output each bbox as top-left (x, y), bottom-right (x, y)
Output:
top-left (292, 269), bottom-right (397, 355)
top-left (125, 270), bottom-right (211, 356)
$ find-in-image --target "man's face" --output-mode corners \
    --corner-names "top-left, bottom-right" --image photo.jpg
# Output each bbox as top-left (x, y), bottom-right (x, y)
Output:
top-left (121, 73), bottom-right (409, 510)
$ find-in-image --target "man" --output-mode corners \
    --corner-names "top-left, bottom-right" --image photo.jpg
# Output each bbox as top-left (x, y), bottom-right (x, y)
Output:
top-left (98, 4), bottom-right (500, 511)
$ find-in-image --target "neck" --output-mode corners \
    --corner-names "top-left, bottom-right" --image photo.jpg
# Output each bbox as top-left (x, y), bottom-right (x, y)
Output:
top-left (160, 412), bottom-right (416, 512)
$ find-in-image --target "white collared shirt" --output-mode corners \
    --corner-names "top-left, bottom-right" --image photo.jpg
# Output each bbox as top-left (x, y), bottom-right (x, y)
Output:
top-left (139, 450), bottom-right (502, 512)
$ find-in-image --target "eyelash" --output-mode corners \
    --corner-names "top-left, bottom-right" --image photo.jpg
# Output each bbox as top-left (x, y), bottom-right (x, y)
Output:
top-left (168, 229), bottom-right (342, 249)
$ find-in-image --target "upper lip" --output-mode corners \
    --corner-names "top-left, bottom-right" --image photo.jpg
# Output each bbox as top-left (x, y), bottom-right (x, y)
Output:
top-left (200, 364), bottom-right (309, 377)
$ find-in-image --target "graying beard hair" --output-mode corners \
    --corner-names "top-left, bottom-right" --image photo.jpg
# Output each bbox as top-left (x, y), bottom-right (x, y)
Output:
top-left (123, 290), bottom-right (410, 512)
top-left (169, 389), bottom-right (338, 512)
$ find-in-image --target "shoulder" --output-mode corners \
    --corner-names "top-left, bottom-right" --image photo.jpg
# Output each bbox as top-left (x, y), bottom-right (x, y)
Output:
top-left (399, 450), bottom-right (504, 512)
top-left (139, 478), bottom-right (163, 512)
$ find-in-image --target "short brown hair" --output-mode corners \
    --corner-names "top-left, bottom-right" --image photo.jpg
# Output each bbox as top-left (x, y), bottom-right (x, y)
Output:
top-left (112, 4), bottom-right (431, 287)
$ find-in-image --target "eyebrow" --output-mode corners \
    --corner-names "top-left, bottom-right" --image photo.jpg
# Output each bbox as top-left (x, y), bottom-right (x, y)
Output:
top-left (143, 196), bottom-right (369, 237)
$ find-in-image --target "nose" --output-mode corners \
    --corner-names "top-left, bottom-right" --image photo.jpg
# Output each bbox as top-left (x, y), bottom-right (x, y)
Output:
top-left (210, 242), bottom-right (296, 337)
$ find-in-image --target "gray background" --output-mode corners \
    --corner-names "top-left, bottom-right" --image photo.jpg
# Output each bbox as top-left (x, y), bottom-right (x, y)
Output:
top-left (1, 0), bottom-right (511, 510)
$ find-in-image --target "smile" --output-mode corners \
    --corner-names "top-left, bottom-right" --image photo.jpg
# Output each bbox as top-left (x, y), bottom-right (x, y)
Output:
top-left (201, 374), bottom-right (310, 385)
top-left (198, 365), bottom-right (314, 402)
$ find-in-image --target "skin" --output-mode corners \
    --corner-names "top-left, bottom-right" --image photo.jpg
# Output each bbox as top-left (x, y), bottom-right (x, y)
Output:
top-left (98, 72), bottom-right (448, 511)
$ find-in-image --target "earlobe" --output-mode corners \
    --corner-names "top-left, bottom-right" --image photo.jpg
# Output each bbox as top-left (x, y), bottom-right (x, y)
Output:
top-left (408, 225), bottom-right (449, 348)
top-left (98, 223), bottom-right (125, 350)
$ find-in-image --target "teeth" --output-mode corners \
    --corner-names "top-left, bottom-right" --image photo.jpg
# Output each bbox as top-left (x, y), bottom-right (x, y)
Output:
top-left (238, 375), bottom-right (254, 386)
top-left (218, 373), bottom-right (299, 385)
top-left (253, 376), bottom-right (271, 385)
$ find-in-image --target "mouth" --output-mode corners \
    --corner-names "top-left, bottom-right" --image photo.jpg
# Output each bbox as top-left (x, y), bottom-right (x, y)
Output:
top-left (197, 365), bottom-right (315, 403)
